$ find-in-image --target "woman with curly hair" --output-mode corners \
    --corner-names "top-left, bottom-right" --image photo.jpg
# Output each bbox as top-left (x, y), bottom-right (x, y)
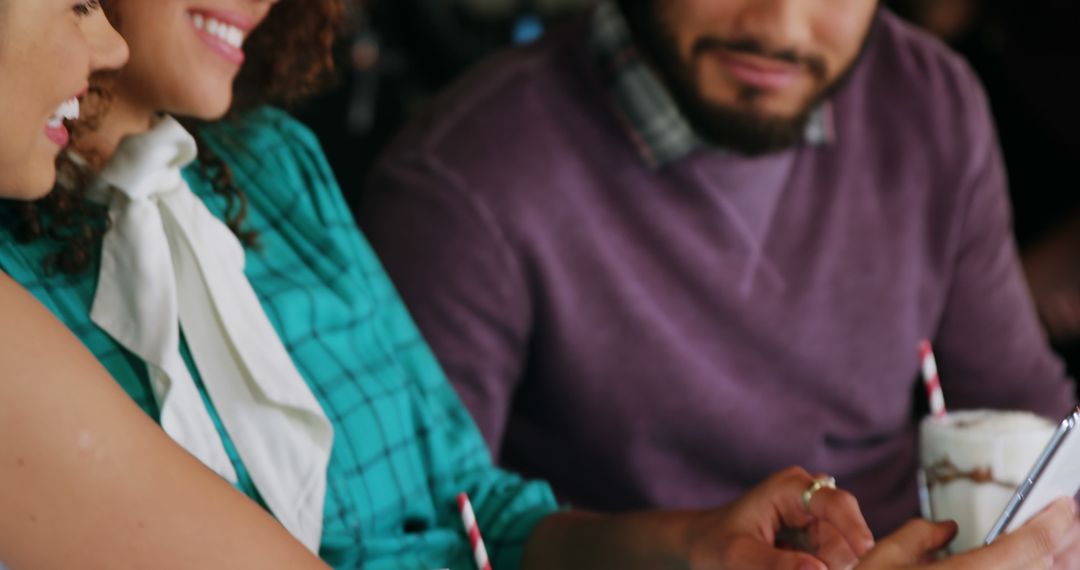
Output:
top-left (1, 0), bottom-right (1075, 568)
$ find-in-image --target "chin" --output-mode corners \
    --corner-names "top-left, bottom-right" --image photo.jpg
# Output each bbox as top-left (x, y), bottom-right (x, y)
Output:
top-left (755, 99), bottom-right (813, 120)
top-left (203, 101), bottom-right (233, 120)
top-left (188, 102), bottom-right (233, 121)
top-left (706, 92), bottom-right (804, 120)
top-left (177, 88), bottom-right (235, 121)
top-left (22, 184), bottom-right (57, 201)
top-left (3, 171), bottom-right (57, 201)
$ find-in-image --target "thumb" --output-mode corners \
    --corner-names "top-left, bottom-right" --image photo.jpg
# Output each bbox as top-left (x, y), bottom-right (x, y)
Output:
top-left (718, 536), bottom-right (828, 570)
top-left (860, 520), bottom-right (957, 567)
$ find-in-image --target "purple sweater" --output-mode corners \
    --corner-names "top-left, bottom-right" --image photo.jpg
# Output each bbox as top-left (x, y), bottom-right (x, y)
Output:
top-left (360, 9), bottom-right (1076, 534)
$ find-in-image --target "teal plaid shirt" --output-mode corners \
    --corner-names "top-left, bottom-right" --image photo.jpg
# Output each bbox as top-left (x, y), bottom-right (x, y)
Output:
top-left (0, 107), bottom-right (557, 569)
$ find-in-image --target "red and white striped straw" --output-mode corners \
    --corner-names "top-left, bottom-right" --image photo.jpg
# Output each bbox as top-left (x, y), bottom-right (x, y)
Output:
top-left (919, 340), bottom-right (947, 420)
top-left (457, 492), bottom-right (492, 570)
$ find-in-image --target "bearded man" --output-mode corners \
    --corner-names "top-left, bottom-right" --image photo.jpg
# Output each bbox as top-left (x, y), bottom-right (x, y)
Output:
top-left (359, 0), bottom-right (1075, 534)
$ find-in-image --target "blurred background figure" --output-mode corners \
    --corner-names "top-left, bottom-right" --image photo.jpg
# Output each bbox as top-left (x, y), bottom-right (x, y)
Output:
top-left (295, 0), bottom-right (598, 211)
top-left (887, 0), bottom-right (979, 43)
top-left (995, 0), bottom-right (1080, 364)
top-left (886, 0), bottom-right (1080, 377)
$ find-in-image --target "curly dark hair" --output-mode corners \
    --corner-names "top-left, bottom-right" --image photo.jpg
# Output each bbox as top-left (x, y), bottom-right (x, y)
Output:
top-left (4, 0), bottom-right (347, 275)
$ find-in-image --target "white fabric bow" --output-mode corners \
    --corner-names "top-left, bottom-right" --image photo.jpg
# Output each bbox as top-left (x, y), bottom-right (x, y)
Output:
top-left (89, 116), bottom-right (333, 552)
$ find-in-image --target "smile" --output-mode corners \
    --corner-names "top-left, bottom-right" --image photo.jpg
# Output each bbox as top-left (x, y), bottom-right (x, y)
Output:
top-left (188, 10), bottom-right (251, 65)
top-left (44, 96), bottom-right (81, 148)
top-left (47, 97), bottom-right (81, 129)
top-left (711, 50), bottom-right (802, 91)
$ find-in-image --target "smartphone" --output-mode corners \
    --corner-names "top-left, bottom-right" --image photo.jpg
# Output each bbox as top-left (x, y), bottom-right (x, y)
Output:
top-left (984, 407), bottom-right (1080, 545)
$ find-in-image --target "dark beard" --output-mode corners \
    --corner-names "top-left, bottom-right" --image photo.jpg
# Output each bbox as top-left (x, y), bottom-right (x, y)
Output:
top-left (615, 0), bottom-right (866, 156)
top-left (670, 81), bottom-right (817, 156)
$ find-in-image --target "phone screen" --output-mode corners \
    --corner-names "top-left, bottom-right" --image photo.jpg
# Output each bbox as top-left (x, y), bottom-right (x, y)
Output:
top-left (984, 407), bottom-right (1080, 545)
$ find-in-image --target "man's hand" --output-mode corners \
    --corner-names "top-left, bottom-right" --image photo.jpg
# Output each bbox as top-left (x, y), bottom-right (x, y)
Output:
top-left (685, 466), bottom-right (876, 570)
top-left (1051, 518), bottom-right (1080, 570)
top-left (857, 498), bottom-right (1077, 569)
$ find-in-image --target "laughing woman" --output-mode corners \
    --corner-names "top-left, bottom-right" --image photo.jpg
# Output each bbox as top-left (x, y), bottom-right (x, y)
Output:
top-left (0, 0), bottom-right (1074, 569)
top-left (0, 1), bottom-right (330, 568)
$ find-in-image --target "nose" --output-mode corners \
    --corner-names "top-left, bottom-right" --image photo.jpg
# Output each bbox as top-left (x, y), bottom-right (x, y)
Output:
top-left (84, 10), bottom-right (130, 73)
top-left (735, 0), bottom-right (812, 50)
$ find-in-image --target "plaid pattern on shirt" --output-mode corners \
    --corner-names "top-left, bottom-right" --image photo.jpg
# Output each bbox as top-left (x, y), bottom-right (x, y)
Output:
top-left (0, 107), bottom-right (557, 570)
top-left (590, 0), bottom-right (835, 168)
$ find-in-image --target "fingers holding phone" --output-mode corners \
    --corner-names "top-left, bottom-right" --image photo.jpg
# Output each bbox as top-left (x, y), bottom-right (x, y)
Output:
top-left (966, 498), bottom-right (1075, 570)
top-left (856, 498), bottom-right (1076, 569)
top-left (1050, 514), bottom-right (1080, 570)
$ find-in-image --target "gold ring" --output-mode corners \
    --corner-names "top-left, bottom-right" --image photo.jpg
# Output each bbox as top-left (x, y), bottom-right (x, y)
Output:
top-left (802, 475), bottom-right (837, 512)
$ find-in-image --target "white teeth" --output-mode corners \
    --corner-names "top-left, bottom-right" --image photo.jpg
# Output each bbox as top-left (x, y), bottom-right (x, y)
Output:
top-left (190, 13), bottom-right (245, 49)
top-left (62, 98), bottom-right (80, 120)
top-left (47, 97), bottom-right (80, 128)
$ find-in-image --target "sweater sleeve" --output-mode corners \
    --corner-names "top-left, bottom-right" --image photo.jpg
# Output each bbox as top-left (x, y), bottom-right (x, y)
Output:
top-left (932, 63), bottom-right (1076, 418)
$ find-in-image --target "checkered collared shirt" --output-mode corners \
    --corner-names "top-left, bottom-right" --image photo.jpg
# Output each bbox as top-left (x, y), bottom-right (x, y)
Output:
top-left (590, 0), bottom-right (835, 168)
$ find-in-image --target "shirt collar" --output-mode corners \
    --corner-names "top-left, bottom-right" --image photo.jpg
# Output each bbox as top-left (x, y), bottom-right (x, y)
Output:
top-left (589, 0), bottom-right (835, 169)
top-left (94, 115), bottom-right (198, 201)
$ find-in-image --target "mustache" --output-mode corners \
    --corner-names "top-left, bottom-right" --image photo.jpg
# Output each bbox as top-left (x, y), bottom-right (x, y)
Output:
top-left (693, 37), bottom-right (828, 79)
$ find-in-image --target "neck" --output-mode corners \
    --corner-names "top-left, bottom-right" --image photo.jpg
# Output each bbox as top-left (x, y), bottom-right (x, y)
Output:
top-left (77, 94), bottom-right (158, 168)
